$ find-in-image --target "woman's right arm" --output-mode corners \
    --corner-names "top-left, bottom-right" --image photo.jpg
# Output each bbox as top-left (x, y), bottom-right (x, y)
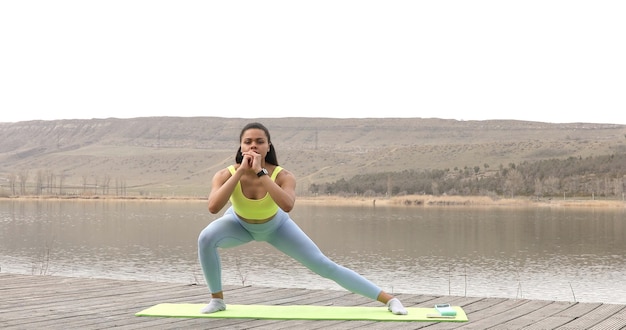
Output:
top-left (207, 168), bottom-right (241, 214)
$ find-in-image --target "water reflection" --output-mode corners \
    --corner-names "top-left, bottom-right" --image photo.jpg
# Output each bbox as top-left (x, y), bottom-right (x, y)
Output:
top-left (1, 200), bottom-right (624, 304)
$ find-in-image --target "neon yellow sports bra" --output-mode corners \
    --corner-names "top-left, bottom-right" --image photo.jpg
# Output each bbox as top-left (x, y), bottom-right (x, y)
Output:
top-left (227, 165), bottom-right (283, 220)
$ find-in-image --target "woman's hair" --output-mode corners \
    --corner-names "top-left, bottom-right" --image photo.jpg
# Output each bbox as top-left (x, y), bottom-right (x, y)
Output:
top-left (235, 122), bottom-right (279, 166)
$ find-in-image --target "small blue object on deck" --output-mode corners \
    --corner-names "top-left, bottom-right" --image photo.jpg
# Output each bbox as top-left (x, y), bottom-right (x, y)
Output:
top-left (435, 303), bottom-right (458, 316)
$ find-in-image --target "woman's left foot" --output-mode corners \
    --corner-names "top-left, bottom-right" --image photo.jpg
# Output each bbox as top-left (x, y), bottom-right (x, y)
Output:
top-left (387, 298), bottom-right (408, 315)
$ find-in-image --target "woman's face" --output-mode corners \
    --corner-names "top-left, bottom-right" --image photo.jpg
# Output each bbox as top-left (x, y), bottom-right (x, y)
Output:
top-left (240, 128), bottom-right (270, 155)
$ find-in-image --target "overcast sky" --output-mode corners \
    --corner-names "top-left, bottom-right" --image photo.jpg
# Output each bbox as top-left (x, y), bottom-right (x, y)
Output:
top-left (1, 1), bottom-right (625, 124)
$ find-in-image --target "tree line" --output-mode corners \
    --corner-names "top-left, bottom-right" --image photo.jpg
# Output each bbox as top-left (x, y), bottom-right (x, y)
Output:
top-left (3, 170), bottom-right (128, 197)
top-left (4, 153), bottom-right (626, 200)
top-left (311, 153), bottom-right (626, 199)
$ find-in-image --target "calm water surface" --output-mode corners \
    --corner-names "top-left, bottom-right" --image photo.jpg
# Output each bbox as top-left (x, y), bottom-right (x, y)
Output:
top-left (1, 200), bottom-right (625, 304)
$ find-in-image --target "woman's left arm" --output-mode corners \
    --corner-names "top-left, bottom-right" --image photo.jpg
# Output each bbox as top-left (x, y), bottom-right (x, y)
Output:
top-left (261, 169), bottom-right (296, 212)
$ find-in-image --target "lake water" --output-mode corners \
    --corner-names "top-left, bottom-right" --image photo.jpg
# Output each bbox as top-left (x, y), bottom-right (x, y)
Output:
top-left (1, 200), bottom-right (625, 304)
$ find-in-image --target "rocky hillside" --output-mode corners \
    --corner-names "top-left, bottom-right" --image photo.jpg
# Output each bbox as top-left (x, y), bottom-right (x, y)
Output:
top-left (1, 117), bottom-right (625, 197)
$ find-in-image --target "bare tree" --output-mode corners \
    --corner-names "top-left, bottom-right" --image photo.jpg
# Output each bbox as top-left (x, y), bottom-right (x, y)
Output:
top-left (614, 177), bottom-right (624, 198)
top-left (8, 173), bottom-right (17, 195)
top-left (82, 175), bottom-right (89, 194)
top-left (58, 173), bottom-right (66, 195)
top-left (534, 178), bottom-right (543, 198)
top-left (102, 174), bottom-right (111, 195)
top-left (46, 170), bottom-right (55, 194)
top-left (36, 170), bottom-right (44, 195)
top-left (115, 177), bottom-right (127, 196)
top-left (19, 170), bottom-right (29, 195)
top-left (504, 169), bottom-right (524, 198)
top-left (431, 181), bottom-right (440, 196)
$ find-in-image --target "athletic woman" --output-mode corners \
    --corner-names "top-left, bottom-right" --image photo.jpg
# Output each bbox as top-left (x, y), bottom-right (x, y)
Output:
top-left (198, 122), bottom-right (407, 315)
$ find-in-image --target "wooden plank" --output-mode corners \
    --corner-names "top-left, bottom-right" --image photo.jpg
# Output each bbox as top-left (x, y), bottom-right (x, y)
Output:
top-left (452, 299), bottom-right (554, 329)
top-left (556, 304), bottom-right (626, 330)
top-left (587, 305), bottom-right (626, 330)
top-left (493, 300), bottom-right (576, 329)
top-left (525, 302), bottom-right (603, 329)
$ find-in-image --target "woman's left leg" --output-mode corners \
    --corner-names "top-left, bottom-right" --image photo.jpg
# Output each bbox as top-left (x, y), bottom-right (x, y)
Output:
top-left (246, 210), bottom-right (407, 315)
top-left (266, 214), bottom-right (382, 301)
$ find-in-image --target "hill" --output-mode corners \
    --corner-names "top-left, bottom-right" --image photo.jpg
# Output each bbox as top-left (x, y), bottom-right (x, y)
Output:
top-left (1, 117), bottom-right (625, 197)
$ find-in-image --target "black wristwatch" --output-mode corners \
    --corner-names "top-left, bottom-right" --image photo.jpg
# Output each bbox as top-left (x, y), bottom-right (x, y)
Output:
top-left (256, 168), bottom-right (268, 177)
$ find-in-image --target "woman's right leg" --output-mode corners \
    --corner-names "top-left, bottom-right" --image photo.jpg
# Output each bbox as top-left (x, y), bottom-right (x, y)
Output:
top-left (198, 210), bottom-right (253, 312)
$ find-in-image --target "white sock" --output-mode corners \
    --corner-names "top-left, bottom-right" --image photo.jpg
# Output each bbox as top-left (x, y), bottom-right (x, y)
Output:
top-left (200, 298), bottom-right (226, 314)
top-left (387, 298), bottom-right (408, 315)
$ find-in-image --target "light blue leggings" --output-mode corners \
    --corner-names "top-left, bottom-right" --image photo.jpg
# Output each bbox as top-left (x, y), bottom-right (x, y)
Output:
top-left (198, 207), bottom-right (382, 300)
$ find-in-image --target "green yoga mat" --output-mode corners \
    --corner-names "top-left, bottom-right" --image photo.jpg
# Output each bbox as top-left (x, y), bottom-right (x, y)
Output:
top-left (135, 303), bottom-right (468, 322)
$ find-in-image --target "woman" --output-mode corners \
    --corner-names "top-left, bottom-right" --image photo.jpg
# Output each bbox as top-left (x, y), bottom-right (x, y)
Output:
top-left (198, 122), bottom-right (407, 315)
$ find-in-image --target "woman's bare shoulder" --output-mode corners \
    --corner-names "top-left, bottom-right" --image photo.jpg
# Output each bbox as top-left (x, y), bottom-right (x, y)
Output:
top-left (213, 166), bottom-right (235, 180)
top-left (276, 167), bottom-right (295, 179)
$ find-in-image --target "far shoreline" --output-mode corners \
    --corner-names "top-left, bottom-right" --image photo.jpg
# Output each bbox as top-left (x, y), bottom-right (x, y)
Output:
top-left (301, 195), bottom-right (626, 208)
top-left (2, 194), bottom-right (625, 208)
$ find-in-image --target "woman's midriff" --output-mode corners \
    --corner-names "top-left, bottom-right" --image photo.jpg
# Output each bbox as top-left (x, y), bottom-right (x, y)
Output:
top-left (236, 213), bottom-right (276, 224)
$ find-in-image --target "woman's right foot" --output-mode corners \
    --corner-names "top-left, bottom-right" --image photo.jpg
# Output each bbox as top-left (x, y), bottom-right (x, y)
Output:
top-left (200, 298), bottom-right (226, 313)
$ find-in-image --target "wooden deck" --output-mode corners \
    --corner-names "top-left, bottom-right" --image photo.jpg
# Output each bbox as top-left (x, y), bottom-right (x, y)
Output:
top-left (1, 274), bottom-right (625, 329)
